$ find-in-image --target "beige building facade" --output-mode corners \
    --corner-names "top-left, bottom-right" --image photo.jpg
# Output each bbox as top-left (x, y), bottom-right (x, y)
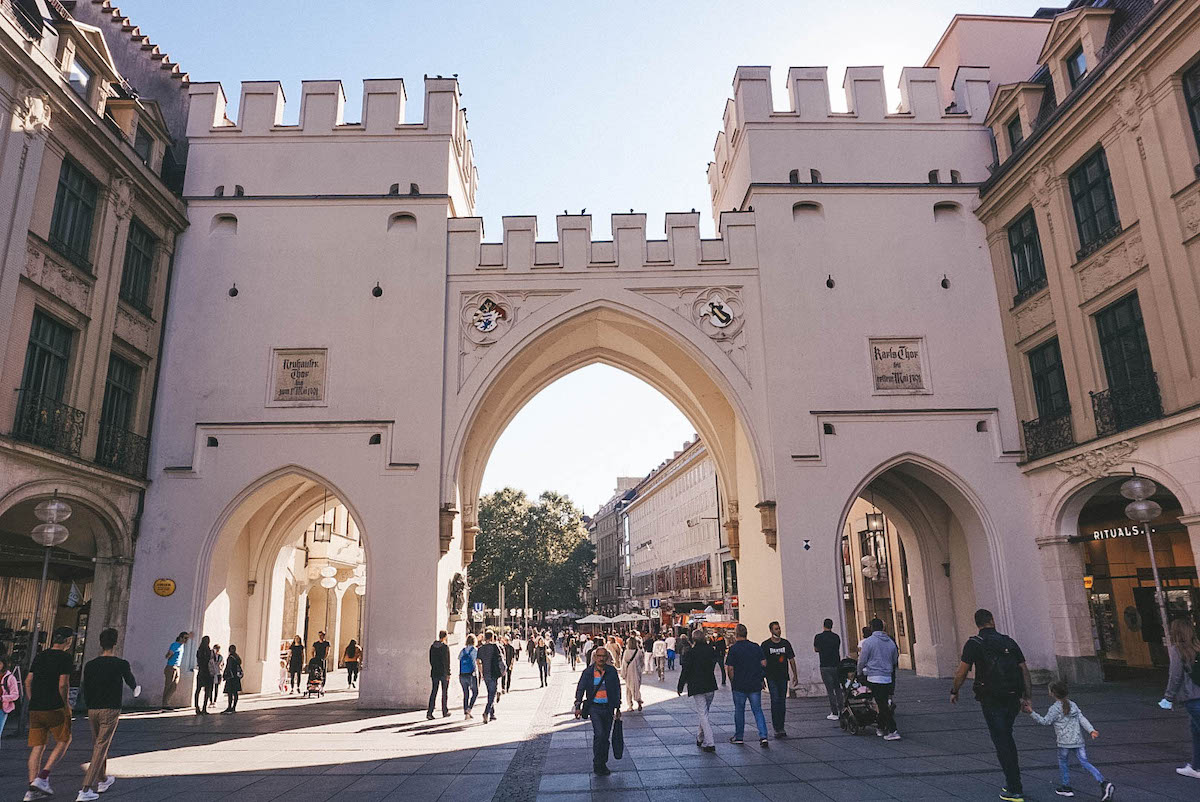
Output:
top-left (976, 0), bottom-right (1200, 681)
top-left (0, 0), bottom-right (187, 678)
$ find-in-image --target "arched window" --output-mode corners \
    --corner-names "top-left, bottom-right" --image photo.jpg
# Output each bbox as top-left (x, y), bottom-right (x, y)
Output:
top-left (210, 213), bottom-right (237, 235)
top-left (792, 201), bottom-right (823, 222)
top-left (928, 170), bottom-right (940, 184)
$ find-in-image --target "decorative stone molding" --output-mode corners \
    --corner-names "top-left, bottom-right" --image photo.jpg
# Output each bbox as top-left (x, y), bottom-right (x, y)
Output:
top-left (115, 305), bottom-right (153, 354)
top-left (1012, 290), bottom-right (1053, 341)
top-left (438, 502), bottom-right (458, 555)
top-left (24, 244), bottom-right (93, 313)
top-left (1112, 74), bottom-right (1146, 131)
top-left (108, 176), bottom-right (135, 220)
top-left (456, 289), bottom-right (571, 389)
top-left (637, 286), bottom-right (750, 383)
top-left (462, 523), bottom-right (479, 567)
top-left (1177, 189), bottom-right (1200, 239)
top-left (16, 87), bottom-right (52, 136)
top-left (1074, 232), bottom-right (1145, 302)
top-left (1028, 161), bottom-right (1056, 209)
top-left (1053, 440), bottom-right (1136, 478)
top-left (725, 500), bottom-right (740, 561)
top-left (449, 572), bottom-right (466, 619)
top-left (756, 500), bottom-right (777, 549)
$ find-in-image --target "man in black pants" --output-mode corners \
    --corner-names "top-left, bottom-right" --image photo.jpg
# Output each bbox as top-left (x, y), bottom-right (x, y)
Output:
top-left (951, 609), bottom-right (1033, 802)
top-left (814, 618), bottom-right (843, 721)
top-left (427, 630), bottom-right (450, 719)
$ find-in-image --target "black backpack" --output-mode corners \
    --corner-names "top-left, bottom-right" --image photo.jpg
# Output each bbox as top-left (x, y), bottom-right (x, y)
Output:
top-left (971, 634), bottom-right (1023, 699)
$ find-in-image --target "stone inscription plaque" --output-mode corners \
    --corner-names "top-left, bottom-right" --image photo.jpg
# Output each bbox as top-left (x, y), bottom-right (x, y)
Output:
top-left (869, 337), bottom-right (929, 394)
top-left (270, 348), bottom-right (327, 405)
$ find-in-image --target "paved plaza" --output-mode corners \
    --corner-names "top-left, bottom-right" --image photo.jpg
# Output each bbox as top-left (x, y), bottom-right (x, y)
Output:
top-left (0, 656), bottom-right (1193, 801)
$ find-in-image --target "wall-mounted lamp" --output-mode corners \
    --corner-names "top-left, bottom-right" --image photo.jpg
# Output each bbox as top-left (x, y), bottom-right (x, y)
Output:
top-left (228, 283), bottom-right (238, 297)
top-left (865, 512), bottom-right (885, 533)
top-left (825, 275), bottom-right (835, 289)
top-left (940, 274), bottom-right (951, 289)
top-left (372, 282), bottom-right (383, 298)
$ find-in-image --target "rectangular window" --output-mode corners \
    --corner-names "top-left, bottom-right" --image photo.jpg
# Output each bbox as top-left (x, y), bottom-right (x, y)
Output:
top-left (21, 310), bottom-right (72, 400)
top-left (49, 159), bottom-right (98, 268)
top-left (1095, 293), bottom-right (1153, 390)
top-left (119, 219), bottom-right (156, 312)
top-left (133, 126), bottom-right (154, 163)
top-left (1066, 45), bottom-right (1087, 89)
top-left (99, 354), bottom-right (138, 434)
top-left (67, 58), bottom-right (92, 99)
top-left (1007, 208), bottom-right (1046, 299)
top-left (1028, 338), bottom-right (1070, 419)
top-left (1006, 115), bottom-right (1024, 152)
top-left (1069, 149), bottom-right (1120, 255)
top-left (1183, 60), bottom-right (1200, 156)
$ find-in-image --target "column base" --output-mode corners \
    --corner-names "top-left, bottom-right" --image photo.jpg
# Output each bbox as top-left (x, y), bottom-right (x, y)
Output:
top-left (1055, 654), bottom-right (1103, 685)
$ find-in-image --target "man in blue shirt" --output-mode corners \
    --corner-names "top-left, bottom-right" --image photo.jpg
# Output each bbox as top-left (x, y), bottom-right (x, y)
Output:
top-left (161, 632), bottom-right (189, 711)
top-left (724, 623), bottom-right (769, 747)
top-left (574, 646), bottom-right (621, 775)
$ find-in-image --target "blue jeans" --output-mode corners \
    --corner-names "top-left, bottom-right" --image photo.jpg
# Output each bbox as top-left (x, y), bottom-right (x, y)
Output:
top-left (0, 709), bottom-right (7, 748)
top-left (766, 677), bottom-right (788, 733)
top-left (483, 676), bottom-right (498, 718)
top-left (459, 673), bottom-right (478, 713)
top-left (589, 704), bottom-right (614, 769)
top-left (1058, 745), bottom-right (1104, 786)
top-left (1187, 699), bottom-right (1200, 769)
top-left (732, 689), bottom-right (768, 740)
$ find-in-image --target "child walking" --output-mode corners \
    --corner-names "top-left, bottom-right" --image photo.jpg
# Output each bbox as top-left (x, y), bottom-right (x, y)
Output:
top-left (1030, 681), bottom-right (1114, 799)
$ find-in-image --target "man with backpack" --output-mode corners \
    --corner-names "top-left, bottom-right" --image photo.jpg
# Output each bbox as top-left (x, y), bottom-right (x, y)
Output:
top-left (951, 608), bottom-right (1033, 802)
top-left (476, 631), bottom-right (505, 724)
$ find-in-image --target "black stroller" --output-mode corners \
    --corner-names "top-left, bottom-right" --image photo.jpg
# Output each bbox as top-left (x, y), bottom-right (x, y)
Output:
top-left (305, 658), bottom-right (326, 698)
top-left (836, 657), bottom-right (895, 735)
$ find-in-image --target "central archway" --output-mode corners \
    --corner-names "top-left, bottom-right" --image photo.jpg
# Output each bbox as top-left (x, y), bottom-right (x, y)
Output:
top-left (446, 300), bottom-right (780, 634)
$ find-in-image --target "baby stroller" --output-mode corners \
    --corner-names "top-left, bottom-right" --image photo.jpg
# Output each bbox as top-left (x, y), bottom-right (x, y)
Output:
top-left (836, 657), bottom-right (894, 735)
top-left (305, 658), bottom-right (326, 698)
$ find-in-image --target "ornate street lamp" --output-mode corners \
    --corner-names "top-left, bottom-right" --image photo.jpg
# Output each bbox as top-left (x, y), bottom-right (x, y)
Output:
top-left (1121, 471), bottom-right (1169, 641)
top-left (29, 493), bottom-right (71, 668)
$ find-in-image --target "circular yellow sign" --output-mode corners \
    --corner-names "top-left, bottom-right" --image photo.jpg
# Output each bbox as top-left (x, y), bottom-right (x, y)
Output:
top-left (153, 579), bottom-right (176, 597)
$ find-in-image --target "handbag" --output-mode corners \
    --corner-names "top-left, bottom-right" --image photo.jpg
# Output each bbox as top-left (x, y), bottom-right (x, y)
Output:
top-left (611, 716), bottom-right (625, 760)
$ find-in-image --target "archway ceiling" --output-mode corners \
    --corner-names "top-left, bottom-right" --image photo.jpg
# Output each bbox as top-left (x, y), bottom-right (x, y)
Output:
top-left (458, 307), bottom-right (743, 517)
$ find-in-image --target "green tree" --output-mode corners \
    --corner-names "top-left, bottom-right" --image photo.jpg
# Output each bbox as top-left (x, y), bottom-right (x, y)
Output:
top-left (469, 488), bottom-right (595, 614)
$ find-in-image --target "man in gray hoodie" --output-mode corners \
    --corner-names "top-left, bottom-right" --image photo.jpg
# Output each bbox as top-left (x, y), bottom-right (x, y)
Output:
top-left (856, 618), bottom-right (900, 740)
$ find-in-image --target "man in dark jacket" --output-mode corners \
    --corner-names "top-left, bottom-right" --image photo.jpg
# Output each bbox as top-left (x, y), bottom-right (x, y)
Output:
top-left (574, 646), bottom-right (622, 775)
top-left (677, 630), bottom-right (718, 751)
top-left (427, 631), bottom-right (450, 720)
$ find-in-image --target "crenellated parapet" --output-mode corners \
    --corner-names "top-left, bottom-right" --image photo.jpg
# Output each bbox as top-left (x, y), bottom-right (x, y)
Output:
top-left (183, 76), bottom-right (477, 211)
top-left (446, 211), bottom-right (757, 274)
top-left (707, 65), bottom-right (994, 221)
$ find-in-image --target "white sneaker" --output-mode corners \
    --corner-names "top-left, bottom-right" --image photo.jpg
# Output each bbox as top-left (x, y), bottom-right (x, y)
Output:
top-left (1177, 764), bottom-right (1200, 778)
top-left (77, 791), bottom-right (100, 801)
top-left (883, 732), bottom-right (902, 741)
top-left (32, 778), bottom-right (53, 795)
top-left (97, 776), bottom-right (116, 793)
top-left (826, 713), bottom-right (839, 721)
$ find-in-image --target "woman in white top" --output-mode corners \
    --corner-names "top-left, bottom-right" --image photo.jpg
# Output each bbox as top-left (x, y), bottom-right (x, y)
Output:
top-left (621, 636), bottom-right (644, 711)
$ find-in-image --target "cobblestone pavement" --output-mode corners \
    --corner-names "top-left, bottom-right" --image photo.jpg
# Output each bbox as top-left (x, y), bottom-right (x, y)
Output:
top-left (0, 655), bottom-right (1194, 801)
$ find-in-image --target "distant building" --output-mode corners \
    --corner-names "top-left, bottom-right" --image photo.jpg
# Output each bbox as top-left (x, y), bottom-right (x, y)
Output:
top-left (588, 477), bottom-right (638, 617)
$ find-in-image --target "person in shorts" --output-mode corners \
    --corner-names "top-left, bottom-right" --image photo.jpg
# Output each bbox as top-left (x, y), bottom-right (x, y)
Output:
top-left (25, 627), bottom-right (76, 800)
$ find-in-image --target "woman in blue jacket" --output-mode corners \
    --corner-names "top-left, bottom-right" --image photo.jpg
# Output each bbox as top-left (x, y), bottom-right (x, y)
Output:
top-left (574, 646), bottom-right (622, 775)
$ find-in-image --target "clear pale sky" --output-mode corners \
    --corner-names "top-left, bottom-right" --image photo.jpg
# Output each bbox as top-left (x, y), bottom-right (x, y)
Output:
top-left (114, 0), bottom-right (1039, 513)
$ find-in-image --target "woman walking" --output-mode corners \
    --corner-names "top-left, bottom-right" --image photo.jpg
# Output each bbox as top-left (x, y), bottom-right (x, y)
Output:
top-left (222, 645), bottom-right (243, 713)
top-left (209, 644), bottom-right (224, 705)
top-left (344, 640), bottom-right (362, 688)
top-left (194, 636), bottom-right (213, 714)
top-left (288, 636), bottom-right (305, 693)
top-left (0, 656), bottom-right (18, 748)
top-left (535, 637), bottom-right (551, 687)
top-left (621, 635), bottom-right (644, 712)
top-left (459, 634), bottom-right (479, 718)
top-left (1164, 618), bottom-right (1200, 779)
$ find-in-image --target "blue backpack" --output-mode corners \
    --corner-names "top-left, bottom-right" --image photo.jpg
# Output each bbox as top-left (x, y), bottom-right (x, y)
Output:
top-left (459, 647), bottom-right (476, 674)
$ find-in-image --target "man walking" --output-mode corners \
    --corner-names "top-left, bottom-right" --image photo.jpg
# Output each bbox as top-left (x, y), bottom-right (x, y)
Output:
top-left (24, 627), bottom-right (76, 801)
top-left (814, 618), bottom-right (844, 721)
top-left (677, 630), bottom-right (718, 752)
top-left (477, 631), bottom-right (505, 723)
top-left (161, 631), bottom-right (189, 710)
top-left (76, 628), bottom-right (139, 801)
top-left (725, 623), bottom-right (769, 747)
top-left (427, 630), bottom-right (450, 720)
top-left (761, 621), bottom-right (798, 738)
top-left (665, 632), bottom-right (677, 670)
top-left (711, 630), bottom-right (727, 686)
top-left (951, 609), bottom-right (1034, 802)
top-left (574, 646), bottom-right (621, 775)
top-left (313, 631), bottom-right (331, 673)
top-left (652, 635), bottom-right (667, 680)
top-left (857, 618), bottom-right (901, 740)
top-left (500, 636), bottom-right (517, 695)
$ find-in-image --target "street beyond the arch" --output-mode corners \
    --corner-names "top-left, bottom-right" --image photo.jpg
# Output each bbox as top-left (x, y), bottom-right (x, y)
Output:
top-left (0, 658), bottom-right (1190, 801)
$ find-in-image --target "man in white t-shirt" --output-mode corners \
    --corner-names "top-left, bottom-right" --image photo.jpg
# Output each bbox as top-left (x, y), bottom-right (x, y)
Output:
top-left (652, 637), bottom-right (668, 679)
top-left (666, 634), bottom-right (678, 671)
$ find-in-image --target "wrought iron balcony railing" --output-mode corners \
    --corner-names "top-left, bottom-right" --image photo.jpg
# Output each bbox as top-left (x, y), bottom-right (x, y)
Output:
top-left (1090, 373), bottom-right (1163, 438)
top-left (12, 389), bottom-right (85, 458)
top-left (1022, 411), bottom-right (1075, 461)
top-left (95, 422), bottom-right (149, 478)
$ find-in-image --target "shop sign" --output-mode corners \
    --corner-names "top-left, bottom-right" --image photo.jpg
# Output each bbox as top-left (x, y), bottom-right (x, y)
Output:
top-left (1083, 575), bottom-right (1094, 589)
top-left (869, 337), bottom-right (930, 394)
top-left (153, 578), bottom-right (176, 597)
top-left (650, 608), bottom-right (661, 619)
top-left (1083, 525), bottom-right (1151, 541)
top-left (268, 347), bottom-right (327, 406)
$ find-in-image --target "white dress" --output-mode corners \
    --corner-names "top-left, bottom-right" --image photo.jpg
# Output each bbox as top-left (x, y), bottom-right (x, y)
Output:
top-left (621, 646), bottom-right (643, 705)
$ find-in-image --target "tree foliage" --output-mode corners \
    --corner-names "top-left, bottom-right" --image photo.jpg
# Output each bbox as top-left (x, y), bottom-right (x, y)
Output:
top-left (469, 487), bottom-right (595, 613)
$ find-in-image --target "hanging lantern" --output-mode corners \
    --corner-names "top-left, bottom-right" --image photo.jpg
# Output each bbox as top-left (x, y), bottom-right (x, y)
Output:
top-left (31, 522), bottom-right (69, 547)
top-left (34, 496), bottom-right (72, 524)
top-left (1120, 474), bottom-right (1156, 502)
top-left (865, 511), bottom-right (884, 533)
top-left (1125, 498), bottom-right (1162, 525)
